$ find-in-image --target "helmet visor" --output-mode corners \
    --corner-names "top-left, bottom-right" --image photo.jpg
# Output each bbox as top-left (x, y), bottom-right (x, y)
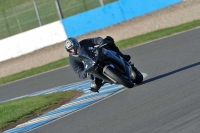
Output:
top-left (65, 39), bottom-right (74, 50)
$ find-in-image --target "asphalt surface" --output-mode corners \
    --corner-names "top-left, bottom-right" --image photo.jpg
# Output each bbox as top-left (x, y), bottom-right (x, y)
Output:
top-left (1, 28), bottom-right (200, 133)
top-left (0, 64), bottom-right (84, 102)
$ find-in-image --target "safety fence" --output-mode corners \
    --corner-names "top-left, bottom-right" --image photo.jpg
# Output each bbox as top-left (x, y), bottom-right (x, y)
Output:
top-left (0, 0), bottom-right (116, 39)
top-left (0, 0), bottom-right (182, 63)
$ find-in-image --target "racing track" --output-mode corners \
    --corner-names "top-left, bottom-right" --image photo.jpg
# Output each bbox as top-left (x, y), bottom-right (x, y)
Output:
top-left (0, 28), bottom-right (200, 133)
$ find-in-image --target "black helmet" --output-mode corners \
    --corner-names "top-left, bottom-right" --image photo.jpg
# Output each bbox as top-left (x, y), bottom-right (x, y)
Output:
top-left (64, 37), bottom-right (80, 55)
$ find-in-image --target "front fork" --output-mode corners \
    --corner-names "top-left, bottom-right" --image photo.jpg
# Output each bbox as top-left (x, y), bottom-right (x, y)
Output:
top-left (124, 61), bottom-right (135, 81)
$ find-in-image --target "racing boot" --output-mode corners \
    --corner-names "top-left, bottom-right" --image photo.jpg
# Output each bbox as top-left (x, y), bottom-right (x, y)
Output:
top-left (112, 45), bottom-right (131, 62)
top-left (90, 77), bottom-right (104, 93)
top-left (111, 47), bottom-right (131, 62)
top-left (116, 51), bottom-right (131, 62)
top-left (122, 54), bottom-right (131, 62)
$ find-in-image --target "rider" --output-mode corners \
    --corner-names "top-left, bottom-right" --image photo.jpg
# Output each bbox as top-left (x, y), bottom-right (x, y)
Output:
top-left (64, 36), bottom-right (131, 92)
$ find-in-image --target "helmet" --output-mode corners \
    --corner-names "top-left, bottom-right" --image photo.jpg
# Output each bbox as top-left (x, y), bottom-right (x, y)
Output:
top-left (64, 37), bottom-right (80, 55)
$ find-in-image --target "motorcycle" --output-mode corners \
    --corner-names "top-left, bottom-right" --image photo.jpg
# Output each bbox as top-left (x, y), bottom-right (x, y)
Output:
top-left (78, 43), bottom-right (143, 89)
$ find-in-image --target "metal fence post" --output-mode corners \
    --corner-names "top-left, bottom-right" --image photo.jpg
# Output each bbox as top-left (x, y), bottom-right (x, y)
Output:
top-left (10, 0), bottom-right (22, 32)
top-left (55, 0), bottom-right (64, 19)
top-left (99, 0), bottom-right (104, 6)
top-left (33, 0), bottom-right (42, 26)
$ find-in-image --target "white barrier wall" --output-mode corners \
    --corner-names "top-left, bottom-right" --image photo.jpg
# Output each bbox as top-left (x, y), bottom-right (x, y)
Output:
top-left (0, 21), bottom-right (67, 62)
top-left (0, 0), bottom-right (182, 63)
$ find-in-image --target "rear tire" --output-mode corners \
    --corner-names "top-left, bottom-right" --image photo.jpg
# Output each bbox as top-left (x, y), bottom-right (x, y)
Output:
top-left (104, 66), bottom-right (134, 88)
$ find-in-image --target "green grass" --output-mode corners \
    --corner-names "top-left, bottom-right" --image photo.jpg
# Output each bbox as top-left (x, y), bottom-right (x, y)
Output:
top-left (0, 19), bottom-right (200, 86)
top-left (0, 90), bottom-right (82, 131)
top-left (0, 58), bottom-right (69, 85)
top-left (116, 19), bottom-right (200, 50)
top-left (0, 0), bottom-right (117, 39)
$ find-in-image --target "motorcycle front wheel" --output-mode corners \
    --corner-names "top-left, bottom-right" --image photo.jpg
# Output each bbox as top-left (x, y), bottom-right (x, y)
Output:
top-left (104, 66), bottom-right (134, 88)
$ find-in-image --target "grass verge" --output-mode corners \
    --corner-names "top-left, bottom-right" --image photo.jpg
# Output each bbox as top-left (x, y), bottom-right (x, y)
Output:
top-left (0, 90), bottom-right (83, 132)
top-left (0, 58), bottom-right (69, 85)
top-left (116, 19), bottom-right (200, 49)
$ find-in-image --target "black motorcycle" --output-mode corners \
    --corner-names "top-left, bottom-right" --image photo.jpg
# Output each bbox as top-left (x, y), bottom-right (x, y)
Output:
top-left (78, 43), bottom-right (143, 89)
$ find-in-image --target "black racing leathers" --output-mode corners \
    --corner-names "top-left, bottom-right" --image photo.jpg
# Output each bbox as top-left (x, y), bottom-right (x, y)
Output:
top-left (68, 37), bottom-right (125, 79)
top-left (69, 37), bottom-right (103, 79)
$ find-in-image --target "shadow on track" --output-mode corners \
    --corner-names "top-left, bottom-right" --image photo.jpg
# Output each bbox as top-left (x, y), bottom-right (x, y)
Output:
top-left (142, 62), bottom-right (200, 85)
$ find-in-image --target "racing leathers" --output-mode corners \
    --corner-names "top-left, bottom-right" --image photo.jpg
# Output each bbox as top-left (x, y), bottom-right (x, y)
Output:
top-left (68, 36), bottom-right (130, 92)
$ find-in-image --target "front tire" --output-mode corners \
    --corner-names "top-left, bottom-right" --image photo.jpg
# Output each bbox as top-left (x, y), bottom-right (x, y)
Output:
top-left (132, 66), bottom-right (143, 84)
top-left (104, 66), bottom-right (134, 88)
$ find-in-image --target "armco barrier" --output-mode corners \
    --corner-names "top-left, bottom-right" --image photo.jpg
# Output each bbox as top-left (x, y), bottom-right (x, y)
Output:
top-left (62, 0), bottom-right (182, 37)
top-left (0, 21), bottom-right (67, 62)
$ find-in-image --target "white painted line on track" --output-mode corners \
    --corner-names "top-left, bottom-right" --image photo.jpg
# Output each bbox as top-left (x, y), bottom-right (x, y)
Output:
top-left (3, 72), bottom-right (148, 133)
top-left (3, 81), bottom-right (124, 133)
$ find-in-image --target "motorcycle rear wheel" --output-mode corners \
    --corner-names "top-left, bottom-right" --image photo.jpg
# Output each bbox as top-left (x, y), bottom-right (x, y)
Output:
top-left (104, 66), bottom-right (134, 88)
